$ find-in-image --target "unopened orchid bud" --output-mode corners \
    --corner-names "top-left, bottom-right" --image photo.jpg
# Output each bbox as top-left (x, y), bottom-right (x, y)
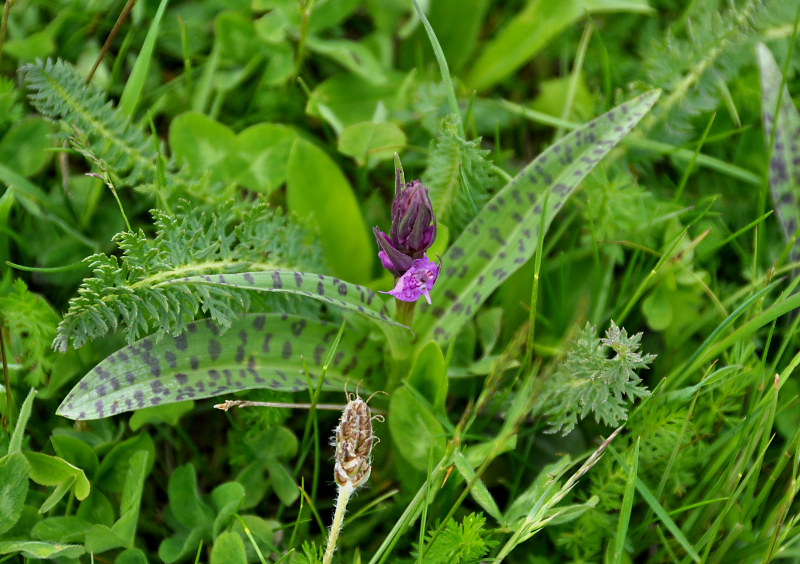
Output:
top-left (374, 169), bottom-right (437, 278)
top-left (390, 177), bottom-right (436, 256)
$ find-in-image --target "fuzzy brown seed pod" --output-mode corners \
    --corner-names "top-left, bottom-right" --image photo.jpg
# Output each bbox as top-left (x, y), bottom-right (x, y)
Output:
top-left (333, 388), bottom-right (382, 489)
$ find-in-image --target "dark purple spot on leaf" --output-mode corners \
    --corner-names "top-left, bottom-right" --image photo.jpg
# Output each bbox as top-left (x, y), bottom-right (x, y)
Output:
top-left (165, 350), bottom-right (177, 368)
top-left (174, 333), bottom-right (188, 351)
top-left (208, 339), bottom-right (221, 361)
top-left (291, 320), bottom-right (306, 336)
top-left (272, 272), bottom-right (283, 289)
top-left (282, 341), bottom-right (292, 360)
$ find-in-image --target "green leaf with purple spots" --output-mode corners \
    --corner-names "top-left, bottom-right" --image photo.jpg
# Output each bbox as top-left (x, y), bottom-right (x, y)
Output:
top-left (413, 90), bottom-right (660, 345)
top-left (56, 313), bottom-right (383, 420)
top-left (164, 270), bottom-right (413, 354)
top-left (757, 43), bottom-right (800, 253)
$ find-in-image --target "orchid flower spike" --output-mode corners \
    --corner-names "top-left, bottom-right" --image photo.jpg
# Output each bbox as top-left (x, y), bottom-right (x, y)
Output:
top-left (373, 169), bottom-right (437, 278)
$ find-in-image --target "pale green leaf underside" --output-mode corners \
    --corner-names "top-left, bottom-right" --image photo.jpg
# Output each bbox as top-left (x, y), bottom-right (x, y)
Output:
top-left (57, 313), bottom-right (383, 420)
top-left (414, 90), bottom-right (660, 345)
top-left (757, 43), bottom-right (800, 246)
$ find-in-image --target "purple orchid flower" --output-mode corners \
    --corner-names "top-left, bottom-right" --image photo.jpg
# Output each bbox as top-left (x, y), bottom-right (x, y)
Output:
top-left (373, 170), bottom-right (437, 277)
top-left (379, 256), bottom-right (439, 304)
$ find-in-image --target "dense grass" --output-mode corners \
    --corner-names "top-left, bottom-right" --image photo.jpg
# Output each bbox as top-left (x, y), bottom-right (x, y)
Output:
top-left (1, 0), bottom-right (800, 562)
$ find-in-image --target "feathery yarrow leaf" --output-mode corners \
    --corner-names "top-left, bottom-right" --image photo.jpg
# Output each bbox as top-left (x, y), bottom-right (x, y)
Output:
top-left (423, 116), bottom-right (498, 236)
top-left (53, 201), bottom-right (323, 351)
top-left (639, 0), bottom-right (763, 141)
top-left (22, 59), bottom-right (159, 187)
top-left (540, 321), bottom-right (655, 435)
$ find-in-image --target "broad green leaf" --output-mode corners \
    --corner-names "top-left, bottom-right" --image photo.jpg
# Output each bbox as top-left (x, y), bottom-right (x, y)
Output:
top-left (129, 401), bottom-right (194, 431)
top-left (401, 0), bottom-right (490, 73)
top-left (94, 434), bottom-right (155, 493)
top-left (287, 139), bottom-right (374, 283)
top-left (338, 121), bottom-right (407, 167)
top-left (0, 117), bottom-right (52, 177)
top-left (757, 43), bottom-right (800, 253)
top-left (388, 387), bottom-right (446, 472)
top-left (413, 90), bottom-right (660, 346)
top-left (169, 464), bottom-right (214, 531)
top-left (211, 482), bottom-right (245, 538)
top-left (0, 453), bottom-right (31, 535)
top-left (211, 531), bottom-right (246, 564)
top-left (234, 124), bottom-right (297, 194)
top-left (25, 452), bottom-right (91, 500)
top-left (31, 516), bottom-right (93, 543)
top-left (305, 37), bottom-right (388, 85)
top-left (407, 341), bottom-right (448, 411)
top-left (9, 388), bottom-right (36, 454)
top-left (57, 313), bottom-right (384, 420)
top-left (169, 112), bottom-right (237, 182)
top-left (85, 450), bottom-right (149, 552)
top-left (51, 435), bottom-right (99, 478)
top-left (116, 548), bottom-right (149, 564)
top-left (0, 540), bottom-right (84, 559)
top-left (467, 0), bottom-right (653, 91)
top-left (306, 74), bottom-right (403, 133)
top-left (170, 271), bottom-right (404, 332)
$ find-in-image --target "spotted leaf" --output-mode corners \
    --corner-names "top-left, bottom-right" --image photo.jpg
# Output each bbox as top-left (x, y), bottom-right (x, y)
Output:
top-left (757, 43), bottom-right (800, 253)
top-left (414, 90), bottom-right (660, 345)
top-left (57, 313), bottom-right (383, 420)
top-left (163, 270), bottom-right (412, 354)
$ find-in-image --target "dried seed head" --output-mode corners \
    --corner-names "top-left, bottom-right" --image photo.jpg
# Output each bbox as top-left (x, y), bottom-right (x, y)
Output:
top-left (333, 385), bottom-right (383, 489)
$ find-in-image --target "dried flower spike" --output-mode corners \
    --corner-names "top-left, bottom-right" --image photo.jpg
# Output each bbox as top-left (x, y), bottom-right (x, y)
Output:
top-left (334, 385), bottom-right (384, 489)
top-left (324, 384), bottom-right (385, 564)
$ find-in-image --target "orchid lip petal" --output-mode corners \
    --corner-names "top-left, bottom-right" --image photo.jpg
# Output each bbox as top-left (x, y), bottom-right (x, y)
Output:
top-left (378, 255), bottom-right (439, 303)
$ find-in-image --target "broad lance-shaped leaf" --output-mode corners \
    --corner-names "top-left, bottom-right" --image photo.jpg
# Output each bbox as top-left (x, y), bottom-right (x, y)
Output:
top-left (414, 90), bottom-right (660, 345)
top-left (57, 313), bottom-right (383, 420)
top-left (757, 43), bottom-right (800, 251)
top-left (164, 270), bottom-right (413, 354)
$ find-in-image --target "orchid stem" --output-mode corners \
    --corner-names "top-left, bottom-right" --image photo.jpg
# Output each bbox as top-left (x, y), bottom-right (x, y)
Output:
top-left (395, 299), bottom-right (415, 326)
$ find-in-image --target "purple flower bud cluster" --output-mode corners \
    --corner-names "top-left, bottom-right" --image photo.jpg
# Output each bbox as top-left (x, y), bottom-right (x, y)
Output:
top-left (374, 170), bottom-right (439, 303)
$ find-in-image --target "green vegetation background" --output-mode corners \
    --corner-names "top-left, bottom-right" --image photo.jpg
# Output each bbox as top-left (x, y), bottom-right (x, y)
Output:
top-left (1, 0), bottom-right (800, 562)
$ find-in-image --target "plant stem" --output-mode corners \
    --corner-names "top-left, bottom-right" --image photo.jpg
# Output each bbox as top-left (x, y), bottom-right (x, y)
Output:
top-left (323, 482), bottom-right (354, 564)
top-left (395, 299), bottom-right (415, 326)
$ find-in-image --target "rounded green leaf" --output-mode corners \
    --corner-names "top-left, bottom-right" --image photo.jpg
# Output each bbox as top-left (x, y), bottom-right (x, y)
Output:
top-left (642, 286), bottom-right (673, 331)
top-left (169, 112), bottom-right (236, 182)
top-left (287, 139), bottom-right (373, 282)
top-left (234, 124), bottom-right (297, 193)
top-left (0, 117), bottom-right (51, 177)
top-left (388, 387), bottom-right (446, 472)
top-left (211, 532), bottom-right (246, 564)
top-left (0, 453), bottom-right (31, 535)
top-left (338, 121), bottom-right (407, 167)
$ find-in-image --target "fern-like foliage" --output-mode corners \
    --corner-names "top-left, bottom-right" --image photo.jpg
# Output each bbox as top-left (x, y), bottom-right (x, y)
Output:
top-left (414, 513), bottom-right (497, 564)
top-left (53, 201), bottom-right (324, 351)
top-left (0, 279), bottom-right (61, 387)
top-left (639, 0), bottom-right (764, 141)
top-left (423, 116), bottom-right (498, 236)
top-left (539, 321), bottom-right (655, 435)
top-left (23, 59), bottom-right (160, 188)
